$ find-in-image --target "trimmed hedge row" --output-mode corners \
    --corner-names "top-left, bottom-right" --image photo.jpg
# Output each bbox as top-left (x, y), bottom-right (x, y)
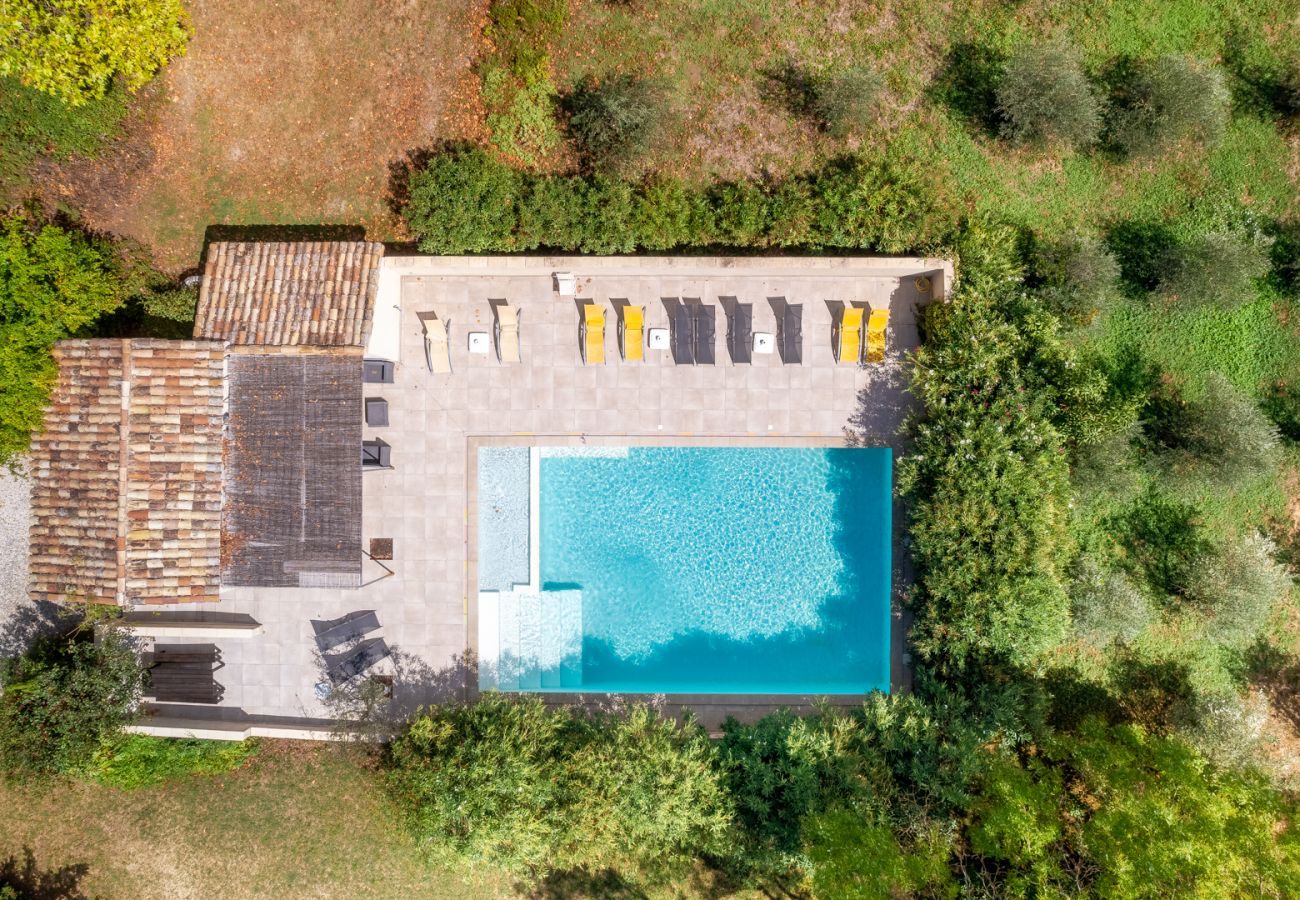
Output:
top-left (402, 143), bottom-right (960, 256)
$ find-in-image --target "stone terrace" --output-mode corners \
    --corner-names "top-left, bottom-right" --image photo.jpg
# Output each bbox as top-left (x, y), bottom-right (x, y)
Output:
top-left (138, 255), bottom-right (949, 731)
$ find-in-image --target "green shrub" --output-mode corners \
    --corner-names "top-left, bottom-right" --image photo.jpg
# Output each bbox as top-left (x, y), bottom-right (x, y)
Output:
top-left (1035, 232), bottom-right (1120, 324)
top-left (479, 0), bottom-right (567, 164)
top-left (87, 735), bottom-right (258, 788)
top-left (486, 79), bottom-right (561, 165)
top-left (0, 629), bottom-right (143, 780)
top-left (813, 66), bottom-right (884, 137)
top-left (404, 145), bottom-right (522, 253)
top-left (1184, 532), bottom-right (1291, 647)
top-left (1107, 56), bottom-right (1229, 156)
top-left (1145, 372), bottom-right (1281, 484)
top-left (1173, 689), bottom-right (1269, 770)
top-left (0, 213), bottom-right (130, 463)
top-left (996, 43), bottom-right (1101, 148)
top-left (899, 224), bottom-right (1072, 673)
top-left (565, 75), bottom-right (667, 172)
top-left (1070, 555), bottom-right (1152, 646)
top-left (386, 695), bottom-right (732, 882)
top-left (804, 808), bottom-right (954, 899)
top-left (0, 0), bottom-right (191, 105)
top-left (1157, 231), bottom-right (1269, 308)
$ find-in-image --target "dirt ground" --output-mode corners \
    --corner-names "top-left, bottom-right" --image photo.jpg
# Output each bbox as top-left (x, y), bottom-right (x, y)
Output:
top-left (40, 0), bottom-right (486, 272)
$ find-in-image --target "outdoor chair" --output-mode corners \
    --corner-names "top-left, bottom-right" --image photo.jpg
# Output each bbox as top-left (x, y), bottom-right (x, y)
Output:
top-left (581, 304), bottom-right (605, 364)
top-left (693, 304), bottom-right (716, 365)
top-left (671, 302), bottom-right (695, 365)
top-left (836, 306), bottom-right (864, 365)
top-left (727, 302), bottom-right (753, 364)
top-left (780, 303), bottom-right (803, 365)
top-left (866, 308), bottom-right (890, 363)
top-left (619, 305), bottom-right (645, 362)
top-left (495, 304), bottom-right (521, 364)
top-left (424, 316), bottom-right (451, 374)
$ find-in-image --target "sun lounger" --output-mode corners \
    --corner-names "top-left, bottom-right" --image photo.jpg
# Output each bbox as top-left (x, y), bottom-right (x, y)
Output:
top-left (581, 304), bottom-right (605, 364)
top-left (694, 304), bottom-right (716, 365)
top-left (313, 610), bottom-right (381, 653)
top-left (780, 303), bottom-right (803, 365)
top-left (866, 307), bottom-right (889, 363)
top-left (671, 303), bottom-right (695, 364)
top-left (620, 305), bottom-right (645, 361)
top-left (837, 306), bottom-right (864, 365)
top-left (424, 317), bottom-right (451, 374)
top-left (326, 638), bottom-right (390, 683)
top-left (727, 303), bottom-right (753, 364)
top-left (495, 305), bottom-right (520, 363)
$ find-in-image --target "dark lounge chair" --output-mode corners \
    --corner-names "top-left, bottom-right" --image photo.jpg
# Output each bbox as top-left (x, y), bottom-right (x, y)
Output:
top-left (781, 303), bottom-right (803, 365)
top-left (671, 303), bottom-right (695, 365)
top-left (326, 637), bottom-right (390, 683)
top-left (693, 304), bottom-right (716, 365)
top-left (727, 303), bottom-right (753, 364)
top-left (362, 439), bottom-right (391, 468)
top-left (313, 610), bottom-right (382, 653)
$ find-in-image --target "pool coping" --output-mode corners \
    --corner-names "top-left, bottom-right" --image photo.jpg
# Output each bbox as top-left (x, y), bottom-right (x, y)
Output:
top-left (465, 433), bottom-right (907, 713)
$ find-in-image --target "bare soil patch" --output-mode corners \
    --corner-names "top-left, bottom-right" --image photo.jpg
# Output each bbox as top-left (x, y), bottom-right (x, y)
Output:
top-left (40, 0), bottom-right (486, 272)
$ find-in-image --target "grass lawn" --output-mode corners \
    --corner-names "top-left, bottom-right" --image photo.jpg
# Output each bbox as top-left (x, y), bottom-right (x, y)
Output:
top-left (33, 0), bottom-right (486, 271)
top-left (0, 742), bottom-right (510, 899)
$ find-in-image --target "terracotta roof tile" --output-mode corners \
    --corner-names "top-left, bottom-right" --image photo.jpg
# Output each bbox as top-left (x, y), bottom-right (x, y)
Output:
top-left (194, 241), bottom-right (383, 347)
top-left (29, 340), bottom-right (226, 605)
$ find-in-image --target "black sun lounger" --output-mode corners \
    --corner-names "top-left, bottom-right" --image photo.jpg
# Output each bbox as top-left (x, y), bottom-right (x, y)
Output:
top-left (693, 304), bottom-right (716, 365)
top-left (671, 302), bottom-right (695, 365)
top-left (781, 303), bottom-right (803, 365)
top-left (313, 610), bottom-right (381, 653)
top-left (326, 637), bottom-right (390, 683)
top-left (727, 303), bottom-right (753, 364)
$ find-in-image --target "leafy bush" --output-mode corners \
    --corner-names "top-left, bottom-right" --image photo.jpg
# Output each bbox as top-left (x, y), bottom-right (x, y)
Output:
top-left (899, 224), bottom-right (1072, 673)
top-left (386, 695), bottom-right (731, 882)
top-left (87, 735), bottom-right (258, 788)
top-left (1184, 532), bottom-right (1291, 647)
top-left (479, 0), bottom-right (567, 164)
top-left (996, 43), bottom-right (1101, 147)
top-left (0, 628), bottom-right (143, 779)
top-left (1070, 555), bottom-right (1152, 646)
top-left (401, 146), bottom-right (958, 255)
top-left (813, 66), bottom-right (884, 137)
top-left (486, 78), bottom-right (560, 164)
top-left (1035, 232), bottom-right (1120, 324)
top-left (0, 0), bottom-right (191, 105)
top-left (565, 75), bottom-right (667, 171)
top-left (804, 808), bottom-right (954, 899)
top-left (1106, 56), bottom-right (1229, 156)
top-left (1173, 690), bottom-right (1269, 770)
top-left (1157, 231), bottom-right (1269, 308)
top-left (0, 213), bottom-right (131, 463)
top-left (1145, 372), bottom-right (1281, 484)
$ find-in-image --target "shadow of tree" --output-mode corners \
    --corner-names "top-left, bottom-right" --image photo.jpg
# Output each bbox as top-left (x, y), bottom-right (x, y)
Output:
top-left (314, 646), bottom-right (475, 739)
top-left (1245, 640), bottom-right (1300, 734)
top-left (1104, 219), bottom-right (1177, 294)
top-left (0, 847), bottom-right (90, 900)
top-left (1222, 31), bottom-right (1300, 122)
top-left (759, 58), bottom-right (820, 123)
top-left (1109, 653), bottom-right (1197, 733)
top-left (929, 42), bottom-right (1007, 138)
top-left (0, 599), bottom-right (76, 661)
top-left (529, 867), bottom-right (649, 900)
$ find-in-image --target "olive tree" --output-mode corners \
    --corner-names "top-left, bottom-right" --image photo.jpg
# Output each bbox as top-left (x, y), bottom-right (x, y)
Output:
top-left (1157, 231), bottom-right (1269, 308)
top-left (996, 43), bottom-right (1101, 147)
top-left (1107, 56), bottom-right (1229, 155)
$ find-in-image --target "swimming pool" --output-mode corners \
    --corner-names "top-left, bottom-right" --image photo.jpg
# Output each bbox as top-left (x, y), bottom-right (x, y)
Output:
top-left (477, 446), bottom-right (892, 695)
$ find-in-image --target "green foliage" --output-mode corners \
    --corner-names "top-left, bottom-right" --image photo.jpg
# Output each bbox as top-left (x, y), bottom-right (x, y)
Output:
top-left (1034, 232), bottom-right (1120, 324)
top-left (1157, 230), bottom-right (1270, 308)
top-left (804, 808), bottom-right (954, 900)
top-left (813, 66), bottom-right (883, 138)
top-left (0, 76), bottom-right (126, 199)
top-left (0, 0), bottom-right (191, 106)
top-left (1145, 372), bottom-right (1281, 485)
top-left (386, 695), bottom-right (731, 882)
top-left (0, 213), bottom-right (130, 463)
top-left (996, 43), bottom-right (1101, 147)
top-left (1184, 532), bottom-right (1291, 648)
top-left (1070, 554), bottom-right (1153, 646)
top-left (966, 756), bottom-right (1062, 869)
top-left (480, 0), bottom-right (567, 164)
top-left (899, 224), bottom-right (1073, 673)
top-left (1113, 489), bottom-right (1208, 596)
top-left (86, 735), bottom-right (258, 789)
top-left (0, 629), bottom-right (144, 780)
top-left (1107, 55), bottom-right (1230, 156)
top-left (1060, 719), bottom-right (1300, 898)
top-left (402, 146), bottom-right (958, 255)
top-left (565, 75), bottom-right (667, 171)
top-left (1175, 689), bottom-right (1269, 770)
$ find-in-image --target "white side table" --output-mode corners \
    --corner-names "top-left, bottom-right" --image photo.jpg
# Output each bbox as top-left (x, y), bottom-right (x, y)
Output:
top-left (648, 328), bottom-right (670, 351)
top-left (753, 332), bottom-right (775, 354)
top-left (468, 332), bottom-right (490, 354)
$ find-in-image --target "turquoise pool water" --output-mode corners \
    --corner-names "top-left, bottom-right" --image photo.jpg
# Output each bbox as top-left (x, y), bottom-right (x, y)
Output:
top-left (526, 446), bottom-right (892, 694)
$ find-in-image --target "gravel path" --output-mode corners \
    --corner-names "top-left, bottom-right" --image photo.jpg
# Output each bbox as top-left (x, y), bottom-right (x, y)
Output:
top-left (0, 460), bottom-right (63, 657)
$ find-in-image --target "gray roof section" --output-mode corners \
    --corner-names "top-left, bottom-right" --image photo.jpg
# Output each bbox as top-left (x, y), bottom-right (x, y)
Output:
top-left (222, 353), bottom-right (362, 587)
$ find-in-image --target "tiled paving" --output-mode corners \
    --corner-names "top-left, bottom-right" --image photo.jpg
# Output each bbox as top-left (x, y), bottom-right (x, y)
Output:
top-left (140, 255), bottom-right (949, 726)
